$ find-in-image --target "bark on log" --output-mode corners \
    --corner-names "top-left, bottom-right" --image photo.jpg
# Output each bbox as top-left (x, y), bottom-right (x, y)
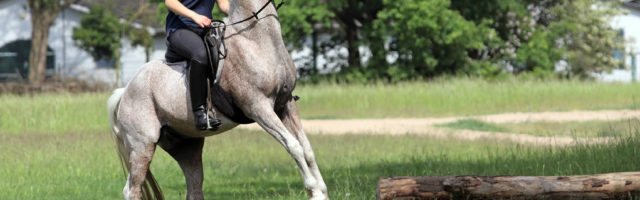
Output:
top-left (377, 172), bottom-right (640, 200)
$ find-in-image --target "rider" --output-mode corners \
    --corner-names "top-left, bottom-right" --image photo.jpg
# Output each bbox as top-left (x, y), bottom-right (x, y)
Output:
top-left (164, 0), bottom-right (229, 130)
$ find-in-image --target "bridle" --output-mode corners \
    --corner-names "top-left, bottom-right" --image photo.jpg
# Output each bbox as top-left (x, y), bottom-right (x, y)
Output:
top-left (221, 0), bottom-right (284, 28)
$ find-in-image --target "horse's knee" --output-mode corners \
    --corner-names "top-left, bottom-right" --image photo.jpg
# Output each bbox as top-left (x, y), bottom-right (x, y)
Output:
top-left (303, 146), bottom-right (316, 161)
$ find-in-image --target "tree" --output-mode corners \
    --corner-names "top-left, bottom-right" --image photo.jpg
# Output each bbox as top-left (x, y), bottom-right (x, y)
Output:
top-left (73, 7), bottom-right (121, 63)
top-left (72, 6), bottom-right (122, 85)
top-left (278, 0), bottom-right (332, 76)
top-left (373, 0), bottom-right (502, 79)
top-left (26, 0), bottom-right (79, 84)
top-left (450, 0), bottom-right (626, 78)
top-left (327, 0), bottom-right (384, 69)
top-left (73, 2), bottom-right (156, 86)
top-left (549, 0), bottom-right (626, 78)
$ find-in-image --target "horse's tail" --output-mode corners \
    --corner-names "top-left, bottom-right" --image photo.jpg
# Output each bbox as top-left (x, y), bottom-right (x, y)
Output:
top-left (107, 88), bottom-right (164, 200)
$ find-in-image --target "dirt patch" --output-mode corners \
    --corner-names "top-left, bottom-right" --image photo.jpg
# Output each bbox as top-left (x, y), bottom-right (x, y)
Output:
top-left (239, 109), bottom-right (640, 146)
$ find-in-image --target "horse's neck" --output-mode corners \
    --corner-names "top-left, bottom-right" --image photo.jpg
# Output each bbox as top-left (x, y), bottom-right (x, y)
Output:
top-left (227, 0), bottom-right (281, 39)
top-left (223, 0), bottom-right (295, 86)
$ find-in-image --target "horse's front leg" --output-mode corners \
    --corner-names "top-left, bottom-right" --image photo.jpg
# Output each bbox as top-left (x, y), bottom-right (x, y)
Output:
top-left (250, 100), bottom-right (329, 200)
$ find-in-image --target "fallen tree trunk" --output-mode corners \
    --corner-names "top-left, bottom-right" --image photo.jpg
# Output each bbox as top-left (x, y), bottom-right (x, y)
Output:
top-left (377, 172), bottom-right (640, 200)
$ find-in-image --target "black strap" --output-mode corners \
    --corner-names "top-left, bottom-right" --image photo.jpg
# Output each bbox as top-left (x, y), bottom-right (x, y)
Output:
top-left (202, 20), bottom-right (226, 84)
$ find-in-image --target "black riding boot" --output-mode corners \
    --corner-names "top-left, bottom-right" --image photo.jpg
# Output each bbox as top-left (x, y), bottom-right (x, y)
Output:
top-left (192, 105), bottom-right (221, 130)
top-left (189, 59), bottom-right (222, 131)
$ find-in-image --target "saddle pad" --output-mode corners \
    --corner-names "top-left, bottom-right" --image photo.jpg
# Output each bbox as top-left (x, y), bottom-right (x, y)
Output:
top-left (162, 60), bottom-right (225, 84)
top-left (163, 60), bottom-right (187, 68)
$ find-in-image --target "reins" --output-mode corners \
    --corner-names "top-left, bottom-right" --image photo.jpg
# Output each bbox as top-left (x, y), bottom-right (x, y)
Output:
top-left (225, 0), bottom-right (284, 27)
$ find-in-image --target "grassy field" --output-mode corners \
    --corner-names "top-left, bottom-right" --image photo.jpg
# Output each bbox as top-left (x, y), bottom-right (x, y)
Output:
top-left (295, 78), bottom-right (640, 119)
top-left (1, 79), bottom-right (640, 134)
top-left (440, 118), bottom-right (640, 138)
top-left (1, 129), bottom-right (639, 200)
top-left (1, 79), bottom-right (640, 199)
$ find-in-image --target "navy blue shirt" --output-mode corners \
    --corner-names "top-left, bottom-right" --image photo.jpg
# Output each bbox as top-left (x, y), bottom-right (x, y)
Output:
top-left (165, 0), bottom-right (214, 37)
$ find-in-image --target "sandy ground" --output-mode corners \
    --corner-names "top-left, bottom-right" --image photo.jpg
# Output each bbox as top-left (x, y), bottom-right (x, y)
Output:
top-left (238, 109), bottom-right (640, 146)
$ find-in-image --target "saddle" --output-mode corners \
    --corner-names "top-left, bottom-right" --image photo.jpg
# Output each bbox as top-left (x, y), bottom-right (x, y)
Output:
top-left (202, 20), bottom-right (227, 85)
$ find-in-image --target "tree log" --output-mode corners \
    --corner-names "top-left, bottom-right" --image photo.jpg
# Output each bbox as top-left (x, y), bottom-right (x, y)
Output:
top-left (377, 172), bottom-right (640, 200)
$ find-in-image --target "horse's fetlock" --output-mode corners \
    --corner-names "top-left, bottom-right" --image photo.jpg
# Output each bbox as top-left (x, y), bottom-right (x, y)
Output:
top-left (303, 177), bottom-right (318, 190)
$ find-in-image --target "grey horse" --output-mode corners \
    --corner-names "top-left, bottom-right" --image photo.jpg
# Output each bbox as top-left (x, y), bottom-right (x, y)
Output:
top-left (106, 0), bottom-right (329, 199)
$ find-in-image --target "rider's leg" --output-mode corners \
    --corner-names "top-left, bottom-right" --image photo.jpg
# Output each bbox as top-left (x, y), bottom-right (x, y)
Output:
top-left (166, 29), bottom-right (221, 130)
top-left (189, 55), bottom-right (221, 130)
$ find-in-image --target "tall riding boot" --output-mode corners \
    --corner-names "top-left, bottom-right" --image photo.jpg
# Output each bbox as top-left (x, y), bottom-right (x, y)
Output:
top-left (189, 59), bottom-right (222, 130)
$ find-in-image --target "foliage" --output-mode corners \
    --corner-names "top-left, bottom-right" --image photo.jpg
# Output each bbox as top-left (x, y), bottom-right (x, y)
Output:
top-left (112, 0), bottom-right (629, 81)
top-left (449, 0), bottom-right (626, 79)
top-left (373, 0), bottom-right (503, 80)
top-left (128, 27), bottom-right (154, 61)
top-left (514, 29), bottom-right (563, 78)
top-left (278, 0), bottom-right (332, 50)
top-left (72, 6), bottom-right (122, 61)
top-left (548, 0), bottom-right (627, 78)
top-left (273, 0), bottom-right (627, 81)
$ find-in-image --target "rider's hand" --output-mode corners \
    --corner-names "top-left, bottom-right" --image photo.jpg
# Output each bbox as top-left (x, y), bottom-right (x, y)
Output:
top-left (191, 14), bottom-right (211, 28)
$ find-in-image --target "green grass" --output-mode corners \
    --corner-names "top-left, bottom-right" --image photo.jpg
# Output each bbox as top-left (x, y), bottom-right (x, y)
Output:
top-left (440, 118), bottom-right (640, 138)
top-left (436, 119), bottom-right (508, 132)
top-left (0, 129), bottom-right (639, 199)
top-left (500, 118), bottom-right (640, 138)
top-left (0, 92), bottom-right (110, 134)
top-left (295, 78), bottom-right (640, 119)
top-left (2, 80), bottom-right (640, 199)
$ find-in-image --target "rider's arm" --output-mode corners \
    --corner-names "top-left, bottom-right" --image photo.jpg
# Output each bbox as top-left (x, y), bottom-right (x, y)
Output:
top-left (165, 0), bottom-right (211, 28)
top-left (216, 0), bottom-right (229, 14)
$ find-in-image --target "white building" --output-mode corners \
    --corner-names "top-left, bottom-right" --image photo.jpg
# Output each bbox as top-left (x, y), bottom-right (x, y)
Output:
top-left (598, 0), bottom-right (640, 82)
top-left (0, 0), bottom-right (166, 85)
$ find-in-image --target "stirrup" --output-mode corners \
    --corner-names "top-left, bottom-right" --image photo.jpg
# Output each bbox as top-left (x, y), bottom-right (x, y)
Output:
top-left (194, 105), bottom-right (221, 131)
top-left (206, 109), bottom-right (222, 130)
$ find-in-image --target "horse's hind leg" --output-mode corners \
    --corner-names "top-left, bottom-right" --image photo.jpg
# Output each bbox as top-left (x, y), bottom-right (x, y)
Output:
top-left (279, 100), bottom-right (328, 197)
top-left (158, 129), bottom-right (205, 200)
top-left (118, 98), bottom-right (163, 200)
top-left (251, 100), bottom-right (328, 200)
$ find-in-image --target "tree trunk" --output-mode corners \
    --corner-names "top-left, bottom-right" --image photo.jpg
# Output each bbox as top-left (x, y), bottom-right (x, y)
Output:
top-left (377, 172), bottom-right (640, 200)
top-left (345, 25), bottom-right (361, 68)
top-left (26, 0), bottom-right (78, 85)
top-left (28, 16), bottom-right (54, 85)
